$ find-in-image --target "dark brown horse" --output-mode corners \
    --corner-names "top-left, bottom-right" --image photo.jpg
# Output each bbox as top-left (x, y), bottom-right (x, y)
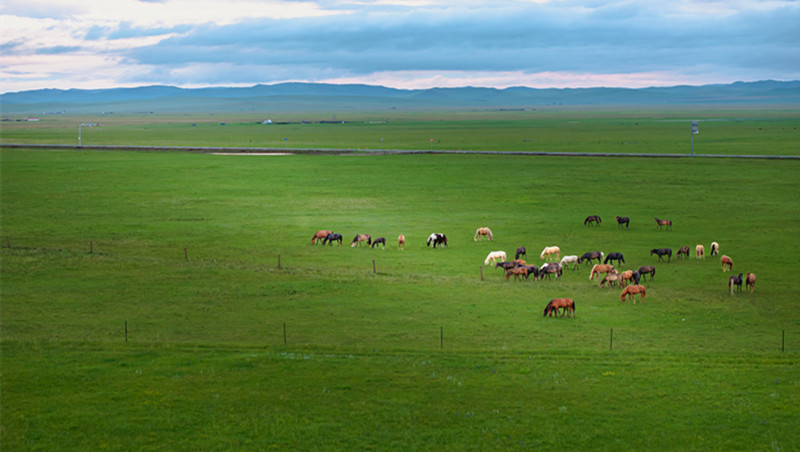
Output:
top-left (729, 273), bottom-right (743, 295)
top-left (638, 265), bottom-right (656, 281)
top-left (543, 298), bottom-right (575, 318)
top-left (654, 217), bottom-right (672, 230)
top-left (677, 246), bottom-right (690, 259)
top-left (650, 248), bottom-right (672, 262)
top-left (616, 216), bottom-right (630, 228)
top-left (584, 215), bottom-right (601, 226)
top-left (578, 251), bottom-right (604, 266)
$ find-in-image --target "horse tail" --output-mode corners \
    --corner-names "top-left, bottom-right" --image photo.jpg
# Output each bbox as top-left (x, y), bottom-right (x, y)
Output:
top-left (487, 228), bottom-right (493, 240)
top-left (474, 228), bottom-right (479, 241)
top-left (730, 278), bottom-right (734, 296)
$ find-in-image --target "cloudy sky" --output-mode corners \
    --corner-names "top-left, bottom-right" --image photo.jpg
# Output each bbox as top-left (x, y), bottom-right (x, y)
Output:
top-left (1, 0), bottom-right (798, 93)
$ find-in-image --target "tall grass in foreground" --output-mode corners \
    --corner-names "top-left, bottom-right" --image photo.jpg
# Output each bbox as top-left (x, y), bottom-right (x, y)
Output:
top-left (1, 149), bottom-right (798, 450)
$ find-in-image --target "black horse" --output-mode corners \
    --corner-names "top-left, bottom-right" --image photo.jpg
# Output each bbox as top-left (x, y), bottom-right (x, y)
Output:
top-left (650, 248), bottom-right (672, 262)
top-left (578, 251), bottom-right (604, 265)
top-left (604, 252), bottom-right (625, 266)
top-left (631, 270), bottom-right (641, 285)
top-left (638, 265), bottom-right (656, 281)
top-left (515, 246), bottom-right (527, 260)
top-left (584, 215), bottom-right (602, 226)
top-left (323, 232), bottom-right (343, 246)
top-left (525, 265), bottom-right (539, 280)
top-left (729, 273), bottom-right (744, 295)
top-left (616, 216), bottom-right (630, 229)
top-left (426, 233), bottom-right (448, 248)
top-left (371, 237), bottom-right (386, 249)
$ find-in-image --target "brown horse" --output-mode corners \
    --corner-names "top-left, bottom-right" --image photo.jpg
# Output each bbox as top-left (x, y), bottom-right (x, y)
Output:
top-left (619, 270), bottom-right (636, 288)
top-left (729, 273), bottom-right (743, 295)
top-left (677, 246), bottom-right (690, 259)
top-left (638, 265), bottom-right (656, 281)
top-left (506, 266), bottom-right (528, 281)
top-left (351, 233), bottom-right (372, 248)
top-left (654, 217), bottom-right (672, 230)
top-left (746, 273), bottom-right (756, 293)
top-left (695, 244), bottom-right (705, 259)
top-left (398, 234), bottom-right (405, 249)
top-left (589, 264), bottom-right (615, 281)
top-left (721, 255), bottom-right (733, 272)
top-left (584, 215), bottom-right (601, 226)
top-left (474, 227), bottom-right (493, 241)
top-left (312, 230), bottom-right (333, 244)
top-left (543, 298), bottom-right (575, 318)
top-left (600, 271), bottom-right (621, 288)
top-left (620, 285), bottom-right (646, 303)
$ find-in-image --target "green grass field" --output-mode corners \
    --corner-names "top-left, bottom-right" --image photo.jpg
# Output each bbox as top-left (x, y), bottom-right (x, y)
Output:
top-left (2, 110), bottom-right (800, 450)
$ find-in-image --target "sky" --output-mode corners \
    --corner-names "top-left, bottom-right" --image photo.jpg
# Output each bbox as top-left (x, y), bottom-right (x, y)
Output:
top-left (1, 0), bottom-right (799, 93)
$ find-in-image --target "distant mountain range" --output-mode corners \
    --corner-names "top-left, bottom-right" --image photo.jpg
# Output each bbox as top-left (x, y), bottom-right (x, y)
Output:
top-left (2, 80), bottom-right (798, 114)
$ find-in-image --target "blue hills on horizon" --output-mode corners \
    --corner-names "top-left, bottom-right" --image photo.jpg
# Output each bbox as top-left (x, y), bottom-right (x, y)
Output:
top-left (2, 80), bottom-right (799, 113)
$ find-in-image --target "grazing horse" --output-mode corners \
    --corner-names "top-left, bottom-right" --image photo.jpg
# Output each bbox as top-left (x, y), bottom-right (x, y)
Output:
top-left (746, 273), bottom-right (756, 293)
top-left (720, 255), bottom-right (733, 272)
top-left (351, 233), bottom-right (371, 248)
top-left (650, 248), bottom-right (672, 262)
top-left (495, 261), bottom-right (518, 271)
top-left (654, 217), bottom-right (672, 230)
top-left (696, 244), bottom-right (705, 259)
top-left (484, 251), bottom-right (508, 266)
top-left (677, 246), bottom-right (690, 259)
top-left (600, 271), bottom-right (621, 288)
top-left (515, 247), bottom-right (527, 260)
top-left (539, 263), bottom-right (563, 280)
top-left (323, 232), bottom-right (343, 246)
top-left (619, 270), bottom-right (636, 288)
top-left (559, 255), bottom-right (579, 270)
top-left (616, 216), bottom-right (630, 229)
top-left (525, 265), bottom-right (540, 280)
top-left (584, 215), bottom-right (602, 226)
top-left (505, 266), bottom-right (528, 281)
top-left (427, 233), bottom-right (448, 248)
top-left (620, 285), bottom-right (646, 303)
top-left (540, 246), bottom-right (560, 261)
top-left (371, 237), bottom-right (386, 249)
top-left (729, 273), bottom-right (743, 295)
top-left (474, 227), bottom-right (493, 241)
top-left (710, 242), bottom-right (720, 256)
top-left (638, 266), bottom-right (656, 281)
top-left (543, 298), bottom-right (575, 318)
top-left (398, 234), bottom-right (405, 250)
top-left (578, 251), bottom-right (604, 266)
top-left (604, 252), bottom-right (625, 266)
top-left (590, 264), bottom-right (615, 281)
top-left (312, 230), bottom-right (333, 244)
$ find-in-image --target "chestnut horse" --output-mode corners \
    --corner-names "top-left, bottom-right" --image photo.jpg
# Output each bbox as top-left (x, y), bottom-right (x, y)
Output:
top-left (654, 217), bottom-right (672, 230)
top-left (721, 255), bottom-right (733, 272)
top-left (398, 234), bottom-right (405, 249)
top-left (619, 270), bottom-right (636, 288)
top-left (590, 264), bottom-right (615, 281)
top-left (746, 273), bottom-right (756, 293)
top-left (620, 285), bottom-right (646, 303)
top-left (505, 266), bottom-right (529, 281)
top-left (584, 215), bottom-right (601, 226)
top-left (600, 271), bottom-right (621, 288)
top-left (540, 246), bottom-right (560, 261)
top-left (695, 244), bottom-right (705, 259)
top-left (729, 273), bottom-right (743, 295)
top-left (474, 227), bottom-right (493, 241)
top-left (312, 230), bottom-right (333, 244)
top-left (543, 298), bottom-right (575, 318)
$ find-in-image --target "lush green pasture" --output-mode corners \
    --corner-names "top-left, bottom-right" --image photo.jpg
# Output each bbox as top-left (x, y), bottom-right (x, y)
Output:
top-left (1, 149), bottom-right (799, 450)
top-left (2, 107), bottom-right (799, 155)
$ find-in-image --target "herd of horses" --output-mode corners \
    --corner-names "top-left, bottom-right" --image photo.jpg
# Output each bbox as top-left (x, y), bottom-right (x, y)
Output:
top-left (313, 215), bottom-right (757, 317)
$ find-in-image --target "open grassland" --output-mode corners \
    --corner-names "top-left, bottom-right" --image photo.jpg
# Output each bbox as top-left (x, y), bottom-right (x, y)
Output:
top-left (1, 138), bottom-right (800, 449)
top-left (2, 107), bottom-right (799, 155)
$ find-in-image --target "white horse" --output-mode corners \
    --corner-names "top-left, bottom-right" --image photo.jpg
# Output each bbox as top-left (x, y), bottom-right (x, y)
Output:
top-left (540, 246), bottom-right (560, 261)
top-left (474, 227), bottom-right (493, 241)
top-left (695, 244), bottom-right (705, 259)
top-left (484, 251), bottom-right (507, 266)
top-left (710, 241), bottom-right (720, 256)
top-left (559, 255), bottom-right (579, 270)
